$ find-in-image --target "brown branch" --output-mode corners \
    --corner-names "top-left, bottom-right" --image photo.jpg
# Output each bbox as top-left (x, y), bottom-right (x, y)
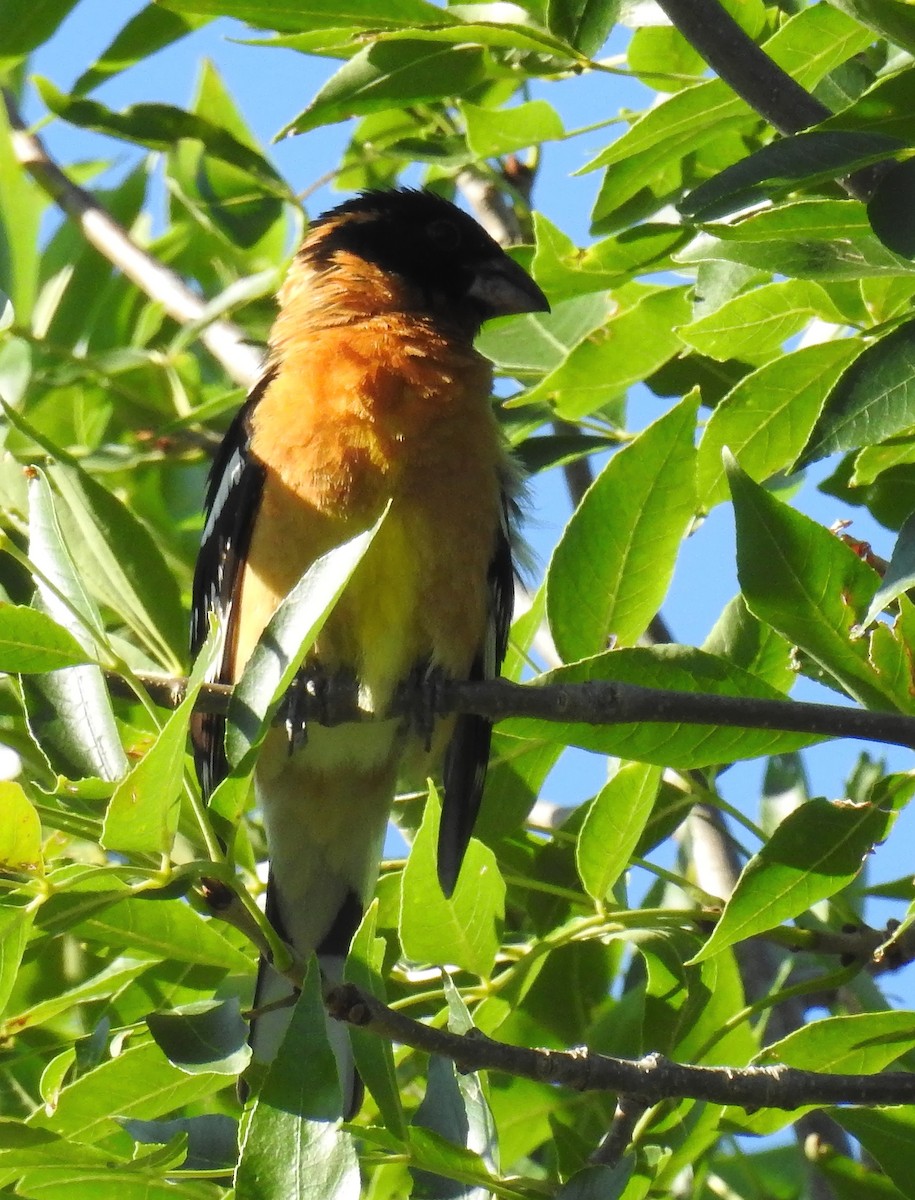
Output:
top-left (327, 981), bottom-right (915, 1108)
top-left (117, 670), bottom-right (915, 753)
top-left (2, 88), bottom-right (262, 390)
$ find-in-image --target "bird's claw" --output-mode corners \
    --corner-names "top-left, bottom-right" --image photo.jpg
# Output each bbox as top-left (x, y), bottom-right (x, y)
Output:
top-left (403, 663), bottom-right (446, 752)
top-left (283, 663), bottom-right (329, 755)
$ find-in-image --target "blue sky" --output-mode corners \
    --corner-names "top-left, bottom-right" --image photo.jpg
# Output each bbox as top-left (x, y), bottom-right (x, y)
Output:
top-left (26, 1), bottom-right (915, 933)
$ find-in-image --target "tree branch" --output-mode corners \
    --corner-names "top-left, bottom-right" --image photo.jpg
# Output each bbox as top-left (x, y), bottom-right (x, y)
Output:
top-left (2, 88), bottom-right (262, 390)
top-left (326, 981), bottom-right (915, 1108)
top-left (119, 670), bottom-right (915, 752)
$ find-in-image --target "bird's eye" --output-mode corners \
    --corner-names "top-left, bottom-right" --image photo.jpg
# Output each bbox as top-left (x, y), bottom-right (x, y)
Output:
top-left (426, 219), bottom-right (461, 251)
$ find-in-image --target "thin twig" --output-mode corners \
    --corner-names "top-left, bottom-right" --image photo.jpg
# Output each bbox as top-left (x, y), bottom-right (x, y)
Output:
top-left (591, 1095), bottom-right (647, 1166)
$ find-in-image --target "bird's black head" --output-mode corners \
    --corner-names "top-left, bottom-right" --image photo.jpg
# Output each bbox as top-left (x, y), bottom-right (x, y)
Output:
top-left (302, 188), bottom-right (549, 335)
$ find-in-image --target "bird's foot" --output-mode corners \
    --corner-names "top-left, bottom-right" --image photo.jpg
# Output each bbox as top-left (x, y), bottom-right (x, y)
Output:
top-left (283, 662), bottom-right (328, 754)
top-left (403, 662), bottom-right (447, 752)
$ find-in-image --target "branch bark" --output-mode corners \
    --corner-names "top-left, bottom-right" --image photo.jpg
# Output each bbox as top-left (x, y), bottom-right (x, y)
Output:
top-left (118, 670), bottom-right (915, 752)
top-left (326, 981), bottom-right (915, 1109)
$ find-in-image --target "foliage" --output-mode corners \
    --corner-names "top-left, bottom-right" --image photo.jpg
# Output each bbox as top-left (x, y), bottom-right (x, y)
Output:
top-left (1, 1), bottom-right (915, 1197)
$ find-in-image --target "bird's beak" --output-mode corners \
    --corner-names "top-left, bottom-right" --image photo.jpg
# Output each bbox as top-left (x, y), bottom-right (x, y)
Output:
top-left (468, 255), bottom-right (550, 319)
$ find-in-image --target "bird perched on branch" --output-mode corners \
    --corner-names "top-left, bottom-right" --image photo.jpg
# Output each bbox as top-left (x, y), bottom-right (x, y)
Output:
top-left (190, 187), bottom-right (549, 1114)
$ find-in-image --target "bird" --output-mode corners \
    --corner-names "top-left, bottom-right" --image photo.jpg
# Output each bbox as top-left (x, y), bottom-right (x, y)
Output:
top-left (189, 187), bottom-right (549, 1114)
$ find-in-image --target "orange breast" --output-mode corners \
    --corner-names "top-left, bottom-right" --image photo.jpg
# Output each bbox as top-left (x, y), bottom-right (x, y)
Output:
top-left (230, 319), bottom-right (507, 711)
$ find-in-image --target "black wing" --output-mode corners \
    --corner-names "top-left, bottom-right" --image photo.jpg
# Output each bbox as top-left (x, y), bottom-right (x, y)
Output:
top-left (437, 488), bottom-right (516, 896)
top-left (190, 374), bottom-right (272, 798)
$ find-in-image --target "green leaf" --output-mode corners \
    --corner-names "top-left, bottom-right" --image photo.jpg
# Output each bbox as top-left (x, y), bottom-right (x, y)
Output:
top-left (5, 956), bottom-right (152, 1033)
top-left (27, 1040), bottom-right (226, 1144)
top-left (678, 280), bottom-right (847, 364)
top-left (0, 782), bottom-right (42, 874)
top-left (0, 604), bottom-right (89, 673)
top-left (477, 292), bottom-right (611, 378)
top-left (827, 0), bottom-right (915, 57)
top-left (158, 0), bottom-right (445, 29)
top-left (146, 999), bottom-right (251, 1076)
top-left (0, 105), bottom-right (44, 322)
top-left (502, 645), bottom-right (817, 769)
top-left (852, 427), bottom-right (915, 486)
top-left (799, 322), bottom-right (915, 468)
top-left (862, 510), bottom-right (915, 628)
top-left (524, 286), bottom-right (692, 418)
top-left (834, 1107), bottom-right (915, 1200)
top-left (236, 966), bottom-right (360, 1199)
top-left (26, 469), bottom-right (128, 783)
top-left (3, 401), bottom-right (187, 669)
top-left (226, 510), bottom-right (387, 767)
top-left (344, 902), bottom-right (404, 1137)
top-left (531, 213), bottom-right (686, 302)
top-left (547, 394), bottom-right (698, 658)
top-left (400, 787), bottom-right (504, 977)
top-left (102, 630), bottom-right (219, 855)
top-left (680, 131), bottom-right (904, 222)
top-left (69, 895), bottom-right (252, 972)
top-left (407, 1126), bottom-right (499, 1196)
top-left (73, 5), bottom-right (211, 94)
top-left (576, 763), bottom-right (661, 900)
top-left (0, 0), bottom-right (80, 62)
top-left (587, 4), bottom-right (871, 229)
top-left (0, 904), bottom-right (35, 1015)
top-left (461, 98), bottom-right (563, 158)
top-left (759, 1010), bottom-right (915, 1073)
top-left (702, 595), bottom-right (794, 693)
top-left (697, 339), bottom-right (862, 509)
top-left (693, 797), bottom-right (901, 961)
top-left (35, 79), bottom-right (284, 194)
top-left (726, 454), bottom-right (893, 710)
top-left (282, 41), bottom-right (491, 136)
top-left (547, 0), bottom-right (619, 56)
top-left (678, 199), bottom-right (915, 281)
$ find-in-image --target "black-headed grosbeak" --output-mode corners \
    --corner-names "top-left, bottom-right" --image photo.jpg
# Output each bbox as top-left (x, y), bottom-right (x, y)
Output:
top-left (190, 188), bottom-right (548, 1113)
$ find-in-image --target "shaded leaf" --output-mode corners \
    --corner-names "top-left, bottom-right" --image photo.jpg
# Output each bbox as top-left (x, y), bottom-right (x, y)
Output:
top-left (227, 511), bottom-right (387, 767)
top-left (862, 509), bottom-right (915, 627)
top-left (726, 454), bottom-right (893, 710)
top-left (147, 999), bottom-right (251, 1076)
top-left (799, 322), bottom-right (915, 467)
top-left (0, 0), bottom-right (80, 61)
top-left (35, 79), bottom-right (284, 194)
top-left (236, 966), bottom-right (360, 1199)
top-left (680, 131), bottom-right (904, 222)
